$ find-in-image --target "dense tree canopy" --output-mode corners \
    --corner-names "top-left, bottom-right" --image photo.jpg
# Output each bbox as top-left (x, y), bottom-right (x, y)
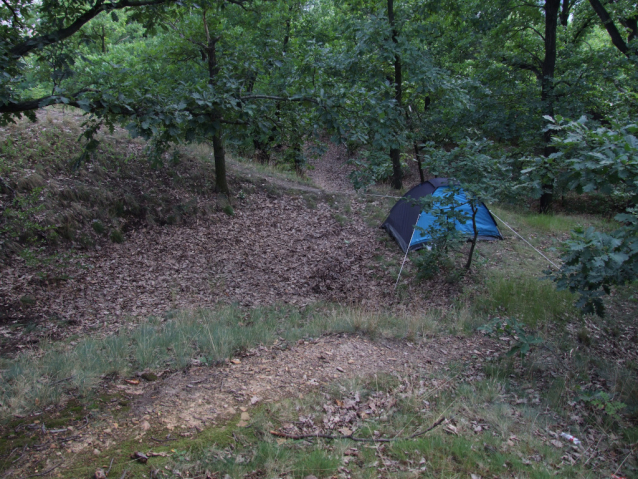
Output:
top-left (1, 0), bottom-right (637, 313)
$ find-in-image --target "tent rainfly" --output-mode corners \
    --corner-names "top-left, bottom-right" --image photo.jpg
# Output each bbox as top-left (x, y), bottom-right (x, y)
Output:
top-left (381, 178), bottom-right (502, 253)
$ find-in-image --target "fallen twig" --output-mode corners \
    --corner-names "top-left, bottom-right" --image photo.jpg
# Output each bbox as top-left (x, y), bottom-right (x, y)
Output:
top-left (119, 470), bottom-right (129, 479)
top-left (26, 462), bottom-right (63, 477)
top-left (270, 416), bottom-right (445, 443)
top-left (106, 457), bottom-right (114, 476)
top-left (405, 416), bottom-right (447, 439)
top-left (50, 375), bottom-right (74, 385)
top-left (58, 435), bottom-right (81, 443)
top-left (77, 415), bottom-right (90, 430)
top-left (151, 435), bottom-right (176, 443)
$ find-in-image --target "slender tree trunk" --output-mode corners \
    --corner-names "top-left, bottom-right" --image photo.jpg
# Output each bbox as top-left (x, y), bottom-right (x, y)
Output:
top-left (202, 11), bottom-right (229, 194)
top-left (213, 130), bottom-right (229, 194)
top-left (413, 142), bottom-right (425, 183)
top-left (465, 206), bottom-right (479, 270)
top-left (388, 0), bottom-right (402, 190)
top-left (539, 0), bottom-right (560, 213)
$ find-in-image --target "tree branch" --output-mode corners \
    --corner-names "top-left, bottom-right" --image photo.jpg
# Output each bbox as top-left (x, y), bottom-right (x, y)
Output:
top-left (9, 0), bottom-right (174, 59)
top-left (239, 95), bottom-right (319, 104)
top-left (2, 0), bottom-right (23, 27)
top-left (588, 0), bottom-right (629, 55)
top-left (502, 57), bottom-right (542, 79)
top-left (0, 90), bottom-right (94, 114)
top-left (571, 14), bottom-right (595, 44)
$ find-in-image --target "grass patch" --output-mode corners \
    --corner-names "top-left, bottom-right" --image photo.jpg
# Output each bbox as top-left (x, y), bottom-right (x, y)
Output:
top-left (519, 213), bottom-right (582, 232)
top-left (0, 304), bottom-right (439, 419)
top-left (155, 369), bottom-right (603, 478)
top-left (475, 273), bottom-right (577, 327)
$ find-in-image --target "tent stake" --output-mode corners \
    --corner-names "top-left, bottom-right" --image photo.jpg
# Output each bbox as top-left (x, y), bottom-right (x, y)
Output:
top-left (394, 214), bottom-right (420, 290)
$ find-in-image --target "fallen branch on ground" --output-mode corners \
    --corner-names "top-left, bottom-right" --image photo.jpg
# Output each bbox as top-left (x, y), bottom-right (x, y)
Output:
top-left (26, 462), bottom-right (63, 477)
top-left (270, 416), bottom-right (445, 443)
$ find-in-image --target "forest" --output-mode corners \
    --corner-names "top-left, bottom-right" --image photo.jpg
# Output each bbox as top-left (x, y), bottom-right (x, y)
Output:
top-left (0, 0), bottom-right (637, 477)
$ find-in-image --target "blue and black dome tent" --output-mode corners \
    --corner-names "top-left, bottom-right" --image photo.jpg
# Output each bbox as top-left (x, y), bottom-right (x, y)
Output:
top-left (381, 178), bottom-right (502, 253)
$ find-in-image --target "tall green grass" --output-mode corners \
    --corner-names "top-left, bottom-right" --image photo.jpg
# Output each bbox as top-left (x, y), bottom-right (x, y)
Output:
top-left (475, 274), bottom-right (577, 327)
top-left (520, 213), bottom-right (581, 232)
top-left (0, 304), bottom-right (440, 418)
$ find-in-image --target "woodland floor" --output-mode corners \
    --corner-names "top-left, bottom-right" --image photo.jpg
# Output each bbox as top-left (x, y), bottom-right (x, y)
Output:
top-left (0, 110), bottom-right (637, 478)
top-left (0, 116), bottom-right (438, 355)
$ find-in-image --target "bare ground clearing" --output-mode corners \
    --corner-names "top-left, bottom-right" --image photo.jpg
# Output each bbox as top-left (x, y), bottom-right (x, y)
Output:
top-left (0, 333), bottom-right (502, 477)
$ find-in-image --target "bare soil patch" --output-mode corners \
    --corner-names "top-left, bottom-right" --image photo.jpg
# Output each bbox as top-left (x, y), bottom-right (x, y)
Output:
top-left (0, 333), bottom-right (501, 477)
top-left (129, 333), bottom-right (498, 432)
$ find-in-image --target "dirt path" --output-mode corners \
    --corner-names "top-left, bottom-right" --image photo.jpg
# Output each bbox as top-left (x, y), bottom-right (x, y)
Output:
top-left (306, 143), bottom-right (356, 194)
top-left (130, 333), bottom-right (498, 432)
top-left (14, 333), bottom-right (501, 477)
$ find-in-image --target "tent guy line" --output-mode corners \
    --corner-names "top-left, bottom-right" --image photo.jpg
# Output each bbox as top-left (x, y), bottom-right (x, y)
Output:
top-left (489, 212), bottom-right (560, 270)
top-left (394, 214), bottom-right (420, 290)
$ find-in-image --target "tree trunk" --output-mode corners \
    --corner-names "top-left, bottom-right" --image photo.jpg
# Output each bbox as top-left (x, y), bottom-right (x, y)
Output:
top-left (414, 142), bottom-right (425, 183)
top-left (213, 129), bottom-right (229, 194)
top-left (465, 205), bottom-right (479, 270)
top-left (388, 0), bottom-right (402, 190)
top-left (203, 11), bottom-right (228, 194)
top-left (539, 0), bottom-right (560, 213)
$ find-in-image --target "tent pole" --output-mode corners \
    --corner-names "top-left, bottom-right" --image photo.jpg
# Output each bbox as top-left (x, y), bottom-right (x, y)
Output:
top-left (394, 214), bottom-right (420, 290)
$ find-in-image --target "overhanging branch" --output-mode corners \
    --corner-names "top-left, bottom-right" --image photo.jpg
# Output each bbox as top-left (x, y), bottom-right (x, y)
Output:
top-left (0, 90), bottom-right (95, 114)
top-left (239, 94), bottom-right (319, 104)
top-left (588, 0), bottom-right (629, 55)
top-left (9, 0), bottom-right (175, 59)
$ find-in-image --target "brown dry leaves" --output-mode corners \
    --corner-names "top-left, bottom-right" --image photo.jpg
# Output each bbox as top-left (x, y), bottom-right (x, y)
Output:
top-left (0, 194), bottom-right (394, 342)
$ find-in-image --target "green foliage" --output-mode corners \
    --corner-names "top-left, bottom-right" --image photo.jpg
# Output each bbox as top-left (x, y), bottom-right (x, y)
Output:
top-left (0, 187), bottom-right (50, 243)
top-left (544, 118), bottom-right (638, 315)
top-left (479, 317), bottom-right (543, 358)
top-left (412, 247), bottom-right (453, 282)
top-left (91, 220), bottom-right (105, 235)
top-left (222, 204), bottom-right (235, 216)
top-left (578, 390), bottom-right (627, 422)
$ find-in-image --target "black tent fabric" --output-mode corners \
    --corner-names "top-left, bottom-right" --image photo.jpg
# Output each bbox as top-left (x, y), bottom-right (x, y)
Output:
top-left (381, 178), bottom-right (501, 253)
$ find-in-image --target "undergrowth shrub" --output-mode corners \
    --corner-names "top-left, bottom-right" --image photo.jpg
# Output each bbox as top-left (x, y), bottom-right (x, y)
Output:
top-left (110, 229), bottom-right (124, 243)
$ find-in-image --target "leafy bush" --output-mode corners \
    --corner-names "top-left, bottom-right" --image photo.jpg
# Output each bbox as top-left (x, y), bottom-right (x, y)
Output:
top-left (540, 118), bottom-right (638, 315)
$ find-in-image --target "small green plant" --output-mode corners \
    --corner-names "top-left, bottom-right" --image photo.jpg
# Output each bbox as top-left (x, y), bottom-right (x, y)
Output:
top-left (578, 390), bottom-right (626, 422)
top-left (110, 229), bottom-right (124, 243)
top-left (0, 187), bottom-right (51, 243)
top-left (223, 204), bottom-right (234, 216)
top-left (91, 220), bottom-right (105, 234)
top-left (413, 248), bottom-right (453, 281)
top-left (577, 327), bottom-right (592, 346)
top-left (479, 317), bottom-right (543, 358)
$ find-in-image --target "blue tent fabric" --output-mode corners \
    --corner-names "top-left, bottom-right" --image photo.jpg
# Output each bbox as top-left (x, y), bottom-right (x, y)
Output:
top-left (381, 179), bottom-right (502, 253)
